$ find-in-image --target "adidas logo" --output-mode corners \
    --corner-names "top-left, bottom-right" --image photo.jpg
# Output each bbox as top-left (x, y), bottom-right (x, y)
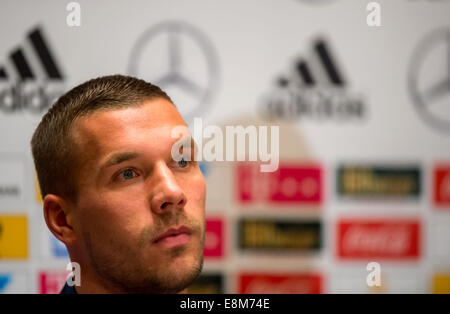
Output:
top-left (0, 26), bottom-right (66, 113)
top-left (289, 39), bottom-right (345, 87)
top-left (259, 38), bottom-right (366, 121)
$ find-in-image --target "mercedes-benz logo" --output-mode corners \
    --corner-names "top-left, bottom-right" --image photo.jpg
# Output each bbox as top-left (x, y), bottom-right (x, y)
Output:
top-left (128, 21), bottom-right (220, 122)
top-left (408, 28), bottom-right (450, 133)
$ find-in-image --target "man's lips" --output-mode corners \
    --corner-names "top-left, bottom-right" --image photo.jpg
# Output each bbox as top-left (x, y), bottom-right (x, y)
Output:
top-left (153, 226), bottom-right (192, 248)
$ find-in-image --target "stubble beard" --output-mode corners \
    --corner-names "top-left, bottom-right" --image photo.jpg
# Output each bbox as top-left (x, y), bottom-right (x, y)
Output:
top-left (83, 212), bottom-right (205, 293)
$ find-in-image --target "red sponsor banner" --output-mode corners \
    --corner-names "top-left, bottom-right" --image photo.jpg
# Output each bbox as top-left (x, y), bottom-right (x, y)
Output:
top-left (236, 163), bottom-right (322, 205)
top-left (203, 218), bottom-right (224, 258)
top-left (337, 219), bottom-right (421, 260)
top-left (434, 166), bottom-right (450, 207)
top-left (38, 270), bottom-right (69, 294)
top-left (239, 273), bottom-right (322, 294)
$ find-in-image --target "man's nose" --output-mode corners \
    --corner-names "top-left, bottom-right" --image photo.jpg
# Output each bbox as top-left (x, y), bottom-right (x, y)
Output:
top-left (150, 162), bottom-right (187, 214)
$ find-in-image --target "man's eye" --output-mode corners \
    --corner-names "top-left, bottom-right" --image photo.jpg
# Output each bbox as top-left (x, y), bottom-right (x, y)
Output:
top-left (178, 158), bottom-right (188, 168)
top-left (117, 169), bottom-right (138, 180)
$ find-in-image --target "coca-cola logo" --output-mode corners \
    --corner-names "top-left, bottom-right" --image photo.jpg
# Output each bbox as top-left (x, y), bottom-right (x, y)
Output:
top-left (343, 226), bottom-right (411, 255)
top-left (240, 274), bottom-right (321, 294)
top-left (434, 166), bottom-right (450, 206)
top-left (440, 174), bottom-right (450, 201)
top-left (337, 220), bottom-right (420, 259)
top-left (245, 279), bottom-right (314, 294)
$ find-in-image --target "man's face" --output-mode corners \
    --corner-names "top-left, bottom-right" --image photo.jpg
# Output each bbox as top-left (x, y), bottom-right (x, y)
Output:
top-left (68, 98), bottom-right (206, 293)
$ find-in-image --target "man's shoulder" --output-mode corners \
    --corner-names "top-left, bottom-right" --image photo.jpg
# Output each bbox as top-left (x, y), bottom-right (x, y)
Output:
top-left (60, 282), bottom-right (78, 294)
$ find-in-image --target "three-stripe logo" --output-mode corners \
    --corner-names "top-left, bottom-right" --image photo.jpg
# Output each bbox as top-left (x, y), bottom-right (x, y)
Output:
top-left (0, 26), bottom-right (65, 113)
top-left (260, 37), bottom-right (365, 121)
top-left (290, 39), bottom-right (345, 87)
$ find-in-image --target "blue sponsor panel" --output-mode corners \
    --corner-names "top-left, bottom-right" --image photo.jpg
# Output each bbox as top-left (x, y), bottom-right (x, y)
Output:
top-left (0, 274), bottom-right (11, 291)
top-left (50, 233), bottom-right (69, 258)
top-left (0, 273), bottom-right (28, 293)
top-left (199, 162), bottom-right (210, 177)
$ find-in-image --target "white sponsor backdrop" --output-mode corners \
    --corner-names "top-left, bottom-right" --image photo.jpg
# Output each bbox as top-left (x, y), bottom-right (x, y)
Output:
top-left (0, 0), bottom-right (449, 293)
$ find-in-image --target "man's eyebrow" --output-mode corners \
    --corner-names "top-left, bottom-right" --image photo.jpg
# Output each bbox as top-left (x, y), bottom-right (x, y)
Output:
top-left (177, 136), bottom-right (196, 148)
top-left (101, 152), bottom-right (139, 169)
top-left (174, 136), bottom-right (198, 156)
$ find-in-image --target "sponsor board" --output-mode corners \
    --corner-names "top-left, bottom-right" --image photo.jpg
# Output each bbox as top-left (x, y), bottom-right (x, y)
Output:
top-left (0, 215), bottom-right (28, 259)
top-left (337, 165), bottom-right (421, 198)
top-left (198, 162), bottom-right (210, 177)
top-left (128, 21), bottom-right (219, 121)
top-left (0, 157), bottom-right (25, 209)
top-left (38, 270), bottom-right (69, 294)
top-left (39, 220), bottom-right (70, 260)
top-left (408, 27), bottom-right (450, 134)
top-left (432, 219), bottom-right (450, 265)
top-left (203, 161), bottom-right (233, 209)
top-left (204, 218), bottom-right (224, 259)
top-left (336, 219), bottom-right (421, 260)
top-left (237, 163), bottom-right (322, 205)
top-left (188, 273), bottom-right (223, 294)
top-left (35, 173), bottom-right (42, 204)
top-left (50, 233), bottom-right (69, 258)
top-left (0, 26), bottom-right (65, 114)
top-left (433, 274), bottom-right (450, 294)
top-left (0, 272), bottom-right (29, 293)
top-left (332, 269), bottom-right (423, 293)
top-left (433, 165), bottom-right (450, 207)
top-left (238, 218), bottom-right (321, 252)
top-left (239, 273), bottom-right (321, 294)
top-left (296, 0), bottom-right (337, 5)
top-left (259, 37), bottom-right (365, 122)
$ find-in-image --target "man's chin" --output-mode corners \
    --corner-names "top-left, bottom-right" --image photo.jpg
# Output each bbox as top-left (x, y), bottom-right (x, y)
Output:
top-left (143, 256), bottom-right (204, 293)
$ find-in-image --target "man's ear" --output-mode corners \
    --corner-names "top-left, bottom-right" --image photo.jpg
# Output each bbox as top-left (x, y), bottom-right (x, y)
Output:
top-left (43, 194), bottom-right (77, 246)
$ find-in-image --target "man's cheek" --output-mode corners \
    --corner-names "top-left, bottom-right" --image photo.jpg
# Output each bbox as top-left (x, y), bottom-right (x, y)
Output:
top-left (186, 186), bottom-right (206, 208)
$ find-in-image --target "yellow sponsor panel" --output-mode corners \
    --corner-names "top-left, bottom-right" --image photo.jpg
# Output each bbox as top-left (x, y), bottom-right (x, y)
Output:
top-left (0, 215), bottom-right (28, 259)
top-left (433, 274), bottom-right (450, 294)
top-left (368, 275), bottom-right (388, 294)
top-left (35, 174), bottom-right (42, 204)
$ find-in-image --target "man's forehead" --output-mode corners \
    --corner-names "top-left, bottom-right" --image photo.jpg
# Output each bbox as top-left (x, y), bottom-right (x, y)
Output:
top-left (69, 100), bottom-right (189, 157)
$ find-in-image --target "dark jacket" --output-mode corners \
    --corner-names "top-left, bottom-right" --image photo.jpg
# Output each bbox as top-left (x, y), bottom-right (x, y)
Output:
top-left (59, 282), bottom-right (77, 294)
